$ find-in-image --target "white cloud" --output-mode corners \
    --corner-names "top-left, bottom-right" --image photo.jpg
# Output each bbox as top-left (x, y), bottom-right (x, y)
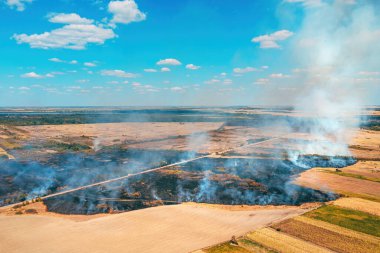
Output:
top-left (285, 0), bottom-right (355, 7)
top-left (358, 71), bottom-right (380, 76)
top-left (270, 73), bottom-right (291, 78)
top-left (44, 87), bottom-right (58, 93)
top-left (156, 58), bottom-right (182, 66)
top-left (171, 86), bottom-right (185, 92)
top-left (132, 83), bottom-right (160, 93)
top-left (284, 0), bottom-right (323, 7)
top-left (49, 58), bottom-right (78, 64)
top-left (21, 72), bottom-right (53, 79)
top-left (161, 67), bottom-right (171, 72)
top-left (48, 13), bottom-right (94, 24)
top-left (186, 64), bottom-right (200, 70)
top-left (233, 67), bottom-right (259, 73)
top-left (76, 79), bottom-right (90, 83)
top-left (5, 0), bottom-right (33, 11)
top-left (261, 65), bottom-right (269, 69)
top-left (108, 0), bottom-right (146, 26)
top-left (13, 13), bottom-right (116, 50)
top-left (223, 79), bottom-right (233, 85)
top-left (101, 69), bottom-right (138, 78)
top-left (50, 71), bottom-right (65, 75)
top-left (84, 62), bottom-right (97, 67)
top-left (18, 86), bottom-right (30, 90)
top-left (204, 79), bottom-right (220, 84)
top-left (68, 86), bottom-right (81, 90)
top-left (49, 57), bottom-right (64, 63)
top-left (254, 78), bottom-right (270, 85)
top-left (144, 68), bottom-right (157, 72)
top-left (252, 30), bottom-right (294, 49)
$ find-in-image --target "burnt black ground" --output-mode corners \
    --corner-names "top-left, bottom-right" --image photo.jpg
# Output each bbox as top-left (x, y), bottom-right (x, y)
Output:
top-left (42, 156), bottom-right (354, 214)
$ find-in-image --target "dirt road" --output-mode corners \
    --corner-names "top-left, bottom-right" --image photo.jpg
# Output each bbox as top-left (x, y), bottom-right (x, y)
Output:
top-left (1, 136), bottom-right (282, 210)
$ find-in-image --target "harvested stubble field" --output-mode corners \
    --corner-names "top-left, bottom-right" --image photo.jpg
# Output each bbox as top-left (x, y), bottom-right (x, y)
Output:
top-left (1, 107), bottom-right (380, 253)
top-left (294, 167), bottom-right (380, 200)
top-left (304, 205), bottom-right (380, 237)
top-left (271, 216), bottom-right (380, 253)
top-left (333, 197), bottom-right (380, 216)
top-left (246, 227), bottom-right (331, 253)
top-left (202, 242), bottom-right (252, 253)
top-left (333, 161), bottom-right (380, 180)
top-left (0, 203), bottom-right (307, 253)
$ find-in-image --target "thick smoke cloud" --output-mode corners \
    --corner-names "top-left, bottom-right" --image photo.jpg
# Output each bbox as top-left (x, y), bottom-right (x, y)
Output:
top-left (275, 0), bottom-right (380, 159)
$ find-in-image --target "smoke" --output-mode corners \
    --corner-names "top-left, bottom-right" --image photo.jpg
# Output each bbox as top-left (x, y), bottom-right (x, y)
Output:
top-left (92, 138), bottom-right (102, 152)
top-left (275, 0), bottom-right (380, 159)
top-left (196, 170), bottom-right (217, 202)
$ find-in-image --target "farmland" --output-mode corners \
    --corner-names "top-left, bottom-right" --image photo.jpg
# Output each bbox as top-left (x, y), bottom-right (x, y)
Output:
top-left (0, 107), bottom-right (379, 253)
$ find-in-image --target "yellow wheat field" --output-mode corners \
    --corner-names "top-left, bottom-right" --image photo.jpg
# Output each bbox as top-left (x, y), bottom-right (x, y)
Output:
top-left (333, 197), bottom-right (380, 216)
top-left (294, 216), bottom-right (380, 245)
top-left (275, 217), bottom-right (380, 253)
top-left (246, 228), bottom-right (332, 253)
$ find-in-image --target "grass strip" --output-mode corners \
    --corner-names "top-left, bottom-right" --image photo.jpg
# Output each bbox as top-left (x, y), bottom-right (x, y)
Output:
top-left (272, 218), bottom-right (379, 253)
top-left (246, 228), bottom-right (331, 253)
top-left (304, 205), bottom-right (380, 237)
top-left (321, 170), bottom-right (380, 183)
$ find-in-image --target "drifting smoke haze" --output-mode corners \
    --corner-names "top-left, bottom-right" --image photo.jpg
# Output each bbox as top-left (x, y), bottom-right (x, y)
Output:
top-left (1, 1), bottom-right (378, 214)
top-left (271, 0), bottom-right (380, 160)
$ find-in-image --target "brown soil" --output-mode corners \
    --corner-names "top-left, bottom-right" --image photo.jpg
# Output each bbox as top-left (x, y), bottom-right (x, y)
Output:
top-left (294, 168), bottom-right (380, 199)
top-left (271, 218), bottom-right (379, 253)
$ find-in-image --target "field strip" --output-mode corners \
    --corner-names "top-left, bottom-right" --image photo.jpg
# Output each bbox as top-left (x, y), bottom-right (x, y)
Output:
top-left (0, 136), bottom-right (283, 209)
top-left (246, 227), bottom-right (333, 253)
top-left (333, 197), bottom-right (380, 216)
top-left (294, 216), bottom-right (380, 244)
top-left (272, 217), bottom-right (380, 253)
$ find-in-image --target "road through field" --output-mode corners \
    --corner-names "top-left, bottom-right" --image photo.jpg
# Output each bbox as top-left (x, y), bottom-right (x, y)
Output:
top-left (32, 136), bottom-right (285, 203)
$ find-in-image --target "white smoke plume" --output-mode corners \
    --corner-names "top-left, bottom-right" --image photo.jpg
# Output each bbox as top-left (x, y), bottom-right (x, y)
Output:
top-left (279, 0), bottom-right (380, 158)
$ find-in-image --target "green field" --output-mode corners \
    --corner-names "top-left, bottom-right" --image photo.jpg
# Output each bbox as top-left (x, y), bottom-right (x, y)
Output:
top-left (304, 205), bottom-right (380, 237)
top-left (322, 170), bottom-right (380, 183)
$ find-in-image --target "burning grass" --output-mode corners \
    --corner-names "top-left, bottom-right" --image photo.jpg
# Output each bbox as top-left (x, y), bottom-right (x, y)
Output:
top-left (0, 148), bottom-right (196, 206)
top-left (304, 205), bottom-right (380, 237)
top-left (41, 157), bottom-right (339, 214)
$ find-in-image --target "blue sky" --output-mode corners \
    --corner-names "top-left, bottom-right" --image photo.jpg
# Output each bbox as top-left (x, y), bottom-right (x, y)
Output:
top-left (0, 0), bottom-right (379, 106)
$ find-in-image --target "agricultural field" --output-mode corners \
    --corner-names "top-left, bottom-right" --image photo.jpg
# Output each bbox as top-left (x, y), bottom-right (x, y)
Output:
top-left (200, 202), bottom-right (380, 253)
top-left (195, 108), bottom-right (380, 253)
top-left (0, 107), bottom-right (379, 253)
